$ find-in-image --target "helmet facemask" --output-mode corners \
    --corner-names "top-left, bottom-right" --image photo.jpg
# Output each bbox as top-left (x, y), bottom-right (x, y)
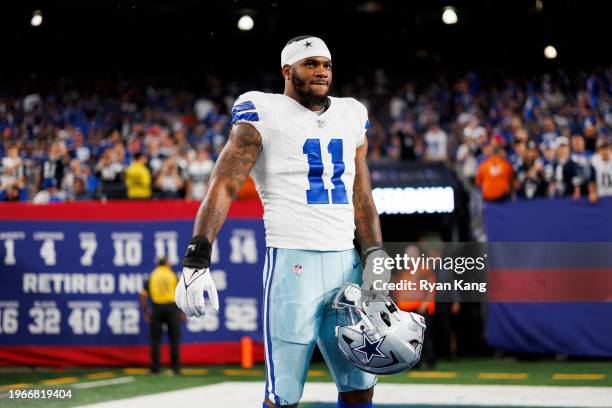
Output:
top-left (333, 283), bottom-right (426, 375)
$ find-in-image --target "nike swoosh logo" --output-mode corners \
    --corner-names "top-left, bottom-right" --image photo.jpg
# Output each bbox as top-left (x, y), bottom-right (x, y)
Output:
top-left (353, 260), bottom-right (360, 269)
top-left (184, 269), bottom-right (206, 288)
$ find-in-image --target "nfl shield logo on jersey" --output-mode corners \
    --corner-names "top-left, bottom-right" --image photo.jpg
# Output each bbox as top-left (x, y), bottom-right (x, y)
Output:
top-left (293, 264), bottom-right (303, 275)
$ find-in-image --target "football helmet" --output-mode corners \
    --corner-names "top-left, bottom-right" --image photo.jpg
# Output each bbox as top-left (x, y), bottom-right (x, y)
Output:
top-left (333, 282), bottom-right (426, 375)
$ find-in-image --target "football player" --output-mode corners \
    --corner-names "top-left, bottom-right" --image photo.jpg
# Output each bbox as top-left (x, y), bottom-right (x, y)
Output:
top-left (175, 36), bottom-right (391, 408)
top-left (588, 140), bottom-right (612, 203)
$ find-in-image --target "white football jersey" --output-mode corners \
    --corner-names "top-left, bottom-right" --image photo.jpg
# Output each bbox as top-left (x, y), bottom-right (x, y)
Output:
top-left (591, 158), bottom-right (612, 197)
top-left (232, 91), bottom-right (369, 251)
top-left (188, 159), bottom-right (214, 200)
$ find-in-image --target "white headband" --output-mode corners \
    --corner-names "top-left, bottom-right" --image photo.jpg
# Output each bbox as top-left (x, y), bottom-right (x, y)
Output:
top-left (280, 37), bottom-right (331, 67)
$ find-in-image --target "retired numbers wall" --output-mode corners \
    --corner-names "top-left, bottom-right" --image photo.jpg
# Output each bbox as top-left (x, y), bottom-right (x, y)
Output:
top-left (0, 201), bottom-right (266, 365)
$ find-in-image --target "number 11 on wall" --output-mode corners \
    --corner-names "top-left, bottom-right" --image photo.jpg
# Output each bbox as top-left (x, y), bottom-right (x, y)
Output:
top-left (303, 138), bottom-right (348, 205)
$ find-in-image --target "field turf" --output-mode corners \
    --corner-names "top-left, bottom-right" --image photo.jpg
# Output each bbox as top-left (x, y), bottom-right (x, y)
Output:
top-left (0, 358), bottom-right (611, 407)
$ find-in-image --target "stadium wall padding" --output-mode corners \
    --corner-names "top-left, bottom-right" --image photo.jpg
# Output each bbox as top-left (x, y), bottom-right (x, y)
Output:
top-left (0, 199), bottom-right (266, 366)
top-left (485, 197), bottom-right (612, 357)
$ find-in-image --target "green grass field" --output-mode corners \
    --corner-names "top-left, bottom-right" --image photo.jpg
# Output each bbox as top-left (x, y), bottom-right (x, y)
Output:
top-left (1, 358), bottom-right (611, 407)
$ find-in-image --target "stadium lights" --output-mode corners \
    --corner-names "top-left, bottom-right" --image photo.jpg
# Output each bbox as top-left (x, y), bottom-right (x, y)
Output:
top-left (442, 6), bottom-right (458, 25)
top-left (237, 15), bottom-right (254, 31)
top-left (544, 45), bottom-right (558, 59)
top-left (31, 10), bottom-right (43, 27)
top-left (372, 187), bottom-right (455, 214)
top-left (535, 0), bottom-right (544, 12)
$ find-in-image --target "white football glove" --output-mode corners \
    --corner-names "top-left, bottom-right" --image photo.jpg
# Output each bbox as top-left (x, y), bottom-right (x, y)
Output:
top-left (175, 267), bottom-right (219, 317)
top-left (361, 247), bottom-right (393, 295)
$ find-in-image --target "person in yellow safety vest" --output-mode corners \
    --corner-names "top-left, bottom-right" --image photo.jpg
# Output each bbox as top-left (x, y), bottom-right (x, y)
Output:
top-left (125, 153), bottom-right (152, 199)
top-left (140, 256), bottom-right (182, 374)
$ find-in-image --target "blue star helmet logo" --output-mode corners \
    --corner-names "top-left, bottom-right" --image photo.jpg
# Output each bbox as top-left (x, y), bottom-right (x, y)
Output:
top-left (304, 41), bottom-right (313, 48)
top-left (352, 333), bottom-right (387, 364)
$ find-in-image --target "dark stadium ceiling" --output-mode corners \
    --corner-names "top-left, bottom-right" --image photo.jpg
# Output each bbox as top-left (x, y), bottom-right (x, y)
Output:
top-left (2, 0), bottom-right (610, 78)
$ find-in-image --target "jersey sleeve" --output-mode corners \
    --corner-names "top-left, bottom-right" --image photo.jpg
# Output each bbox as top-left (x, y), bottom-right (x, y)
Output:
top-left (231, 91), bottom-right (274, 150)
top-left (352, 99), bottom-right (370, 147)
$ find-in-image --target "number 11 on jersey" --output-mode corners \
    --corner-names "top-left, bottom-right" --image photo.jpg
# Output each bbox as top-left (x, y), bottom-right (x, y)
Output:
top-left (303, 138), bottom-right (348, 205)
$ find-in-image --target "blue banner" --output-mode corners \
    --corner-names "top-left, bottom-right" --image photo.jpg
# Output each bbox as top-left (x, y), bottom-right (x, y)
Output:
top-left (485, 197), bottom-right (612, 357)
top-left (0, 219), bottom-right (266, 347)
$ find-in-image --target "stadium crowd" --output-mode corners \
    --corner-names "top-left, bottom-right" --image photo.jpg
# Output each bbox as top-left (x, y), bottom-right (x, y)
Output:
top-left (1, 67), bottom-right (611, 203)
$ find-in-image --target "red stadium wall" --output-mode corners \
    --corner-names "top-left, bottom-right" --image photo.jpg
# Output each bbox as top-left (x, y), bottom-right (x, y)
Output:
top-left (0, 199), bottom-right (262, 221)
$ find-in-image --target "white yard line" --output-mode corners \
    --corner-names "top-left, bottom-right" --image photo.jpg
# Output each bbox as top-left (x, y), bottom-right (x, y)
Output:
top-left (77, 381), bottom-right (612, 408)
top-left (72, 377), bottom-right (135, 390)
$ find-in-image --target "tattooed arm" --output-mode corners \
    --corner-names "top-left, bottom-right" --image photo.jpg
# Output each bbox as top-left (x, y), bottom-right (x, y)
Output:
top-left (192, 123), bottom-right (261, 241)
top-left (353, 138), bottom-right (382, 251)
top-left (354, 138), bottom-right (393, 293)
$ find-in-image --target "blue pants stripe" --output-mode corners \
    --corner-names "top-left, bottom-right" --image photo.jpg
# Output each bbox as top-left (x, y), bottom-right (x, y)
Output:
top-left (263, 248), bottom-right (270, 400)
top-left (264, 247), bottom-right (278, 404)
